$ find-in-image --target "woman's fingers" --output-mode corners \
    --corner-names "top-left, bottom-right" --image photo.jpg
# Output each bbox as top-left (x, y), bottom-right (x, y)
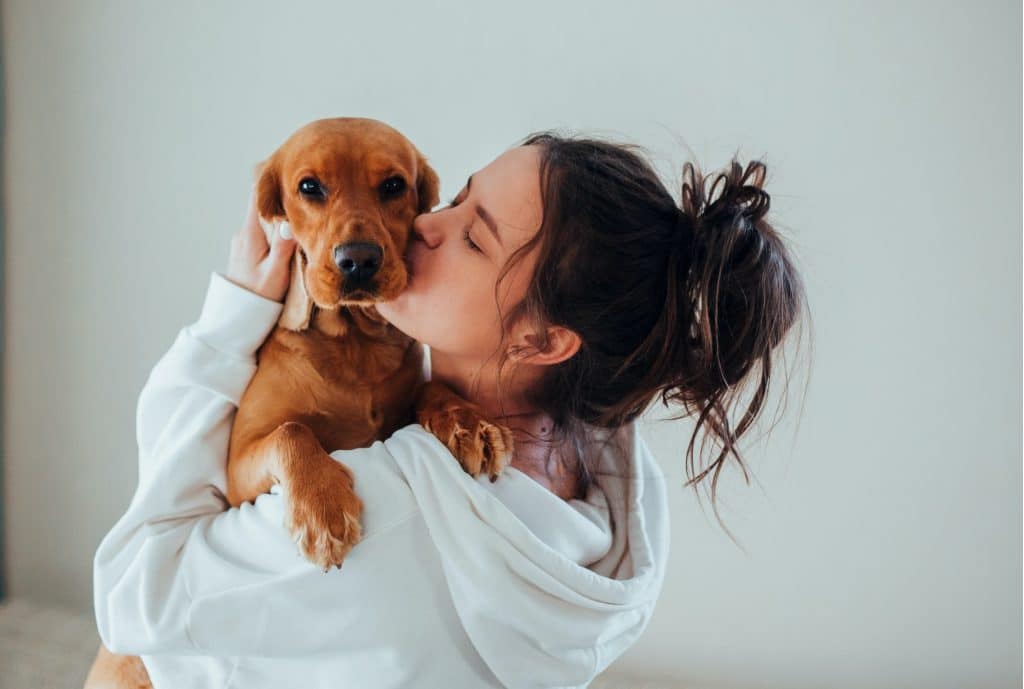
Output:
top-left (254, 220), bottom-right (297, 301)
top-left (225, 184), bottom-right (297, 302)
top-left (227, 181), bottom-right (301, 301)
top-left (269, 221), bottom-right (297, 267)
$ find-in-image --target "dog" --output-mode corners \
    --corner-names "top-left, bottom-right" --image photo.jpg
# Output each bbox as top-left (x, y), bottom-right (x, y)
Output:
top-left (86, 117), bottom-right (514, 689)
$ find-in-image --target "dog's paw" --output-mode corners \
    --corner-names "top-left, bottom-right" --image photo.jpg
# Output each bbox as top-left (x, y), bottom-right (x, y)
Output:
top-left (417, 397), bottom-right (515, 482)
top-left (283, 459), bottom-right (363, 572)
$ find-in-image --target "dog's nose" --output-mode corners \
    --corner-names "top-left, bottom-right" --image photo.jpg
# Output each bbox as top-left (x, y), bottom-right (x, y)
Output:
top-left (334, 242), bottom-right (383, 281)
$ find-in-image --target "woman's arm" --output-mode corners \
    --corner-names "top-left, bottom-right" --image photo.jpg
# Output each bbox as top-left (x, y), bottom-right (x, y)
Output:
top-left (94, 266), bottom-right (430, 656)
top-left (93, 268), bottom-right (282, 652)
top-left (93, 189), bottom-right (308, 653)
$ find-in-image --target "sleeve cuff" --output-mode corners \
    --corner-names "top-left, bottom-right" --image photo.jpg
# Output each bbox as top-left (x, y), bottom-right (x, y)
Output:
top-left (188, 272), bottom-right (284, 358)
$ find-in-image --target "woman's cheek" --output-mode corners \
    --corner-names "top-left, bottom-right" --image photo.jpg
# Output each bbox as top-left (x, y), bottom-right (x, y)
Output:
top-left (436, 272), bottom-right (495, 351)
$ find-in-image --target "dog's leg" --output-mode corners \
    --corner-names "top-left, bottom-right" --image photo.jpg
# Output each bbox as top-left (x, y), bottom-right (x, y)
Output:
top-left (226, 419), bottom-right (280, 508)
top-left (414, 381), bottom-right (515, 482)
top-left (83, 645), bottom-right (152, 689)
top-left (229, 421), bottom-right (363, 571)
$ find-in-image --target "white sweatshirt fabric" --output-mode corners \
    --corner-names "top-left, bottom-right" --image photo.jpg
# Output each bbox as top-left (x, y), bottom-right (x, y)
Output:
top-left (92, 272), bottom-right (670, 689)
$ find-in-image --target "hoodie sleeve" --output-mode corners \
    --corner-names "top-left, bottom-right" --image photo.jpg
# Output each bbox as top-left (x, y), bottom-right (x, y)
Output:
top-left (92, 271), bottom-right (285, 653)
top-left (93, 271), bottom-right (443, 660)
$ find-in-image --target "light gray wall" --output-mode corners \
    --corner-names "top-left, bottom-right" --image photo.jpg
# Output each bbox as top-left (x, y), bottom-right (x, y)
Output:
top-left (0, 5), bottom-right (5, 602)
top-left (2, 1), bottom-right (1020, 688)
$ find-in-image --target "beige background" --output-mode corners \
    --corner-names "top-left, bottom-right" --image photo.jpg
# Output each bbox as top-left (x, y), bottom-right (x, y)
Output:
top-left (2, 1), bottom-right (1020, 688)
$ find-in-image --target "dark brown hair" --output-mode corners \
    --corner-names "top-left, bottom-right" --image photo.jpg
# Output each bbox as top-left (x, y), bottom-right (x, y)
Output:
top-left (489, 131), bottom-right (810, 539)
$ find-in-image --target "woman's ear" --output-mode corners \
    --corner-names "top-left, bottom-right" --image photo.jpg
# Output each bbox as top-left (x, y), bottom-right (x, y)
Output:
top-left (254, 155), bottom-right (286, 220)
top-left (508, 325), bottom-right (582, 367)
top-left (415, 153), bottom-right (440, 214)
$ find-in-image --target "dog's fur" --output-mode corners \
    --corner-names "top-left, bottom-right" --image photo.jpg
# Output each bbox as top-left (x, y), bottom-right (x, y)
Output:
top-left (86, 118), bottom-right (513, 689)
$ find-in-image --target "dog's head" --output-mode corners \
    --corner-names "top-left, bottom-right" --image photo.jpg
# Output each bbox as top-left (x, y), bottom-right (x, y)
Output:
top-left (254, 117), bottom-right (440, 331)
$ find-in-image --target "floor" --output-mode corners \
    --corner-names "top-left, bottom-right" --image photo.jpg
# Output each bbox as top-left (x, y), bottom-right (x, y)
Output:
top-left (0, 598), bottom-right (100, 689)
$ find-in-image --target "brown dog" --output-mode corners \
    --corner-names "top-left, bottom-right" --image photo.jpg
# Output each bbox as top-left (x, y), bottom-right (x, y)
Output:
top-left (86, 117), bottom-right (513, 689)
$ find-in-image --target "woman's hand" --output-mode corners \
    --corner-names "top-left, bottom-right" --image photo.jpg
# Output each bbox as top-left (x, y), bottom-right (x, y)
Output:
top-left (225, 186), bottom-right (297, 303)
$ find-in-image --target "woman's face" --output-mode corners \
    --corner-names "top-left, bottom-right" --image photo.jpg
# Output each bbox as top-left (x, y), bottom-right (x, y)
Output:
top-left (376, 145), bottom-right (544, 360)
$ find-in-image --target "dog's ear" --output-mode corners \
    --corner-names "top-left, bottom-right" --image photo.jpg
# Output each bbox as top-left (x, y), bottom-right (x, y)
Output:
top-left (254, 156), bottom-right (286, 220)
top-left (278, 249), bottom-right (314, 332)
top-left (415, 153), bottom-right (440, 214)
top-left (254, 155), bottom-right (313, 331)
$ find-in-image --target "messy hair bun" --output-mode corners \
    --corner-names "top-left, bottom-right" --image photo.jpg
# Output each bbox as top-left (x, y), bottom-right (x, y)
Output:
top-left (674, 158), bottom-right (779, 390)
top-left (660, 158), bottom-right (806, 529)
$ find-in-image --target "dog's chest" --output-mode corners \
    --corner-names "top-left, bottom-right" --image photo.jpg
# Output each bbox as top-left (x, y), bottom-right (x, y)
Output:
top-left (262, 327), bottom-right (422, 450)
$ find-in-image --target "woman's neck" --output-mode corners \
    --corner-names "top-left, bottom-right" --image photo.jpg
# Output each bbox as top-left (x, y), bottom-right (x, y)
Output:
top-left (428, 347), bottom-right (538, 420)
top-left (429, 348), bottom-right (580, 500)
top-left (500, 410), bottom-right (582, 501)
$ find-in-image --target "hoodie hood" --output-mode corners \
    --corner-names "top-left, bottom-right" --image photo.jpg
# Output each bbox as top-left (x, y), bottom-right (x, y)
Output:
top-left (384, 420), bottom-right (670, 689)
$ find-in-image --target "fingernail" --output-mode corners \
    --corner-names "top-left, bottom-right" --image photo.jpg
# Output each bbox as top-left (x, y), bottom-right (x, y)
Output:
top-left (279, 221), bottom-right (293, 240)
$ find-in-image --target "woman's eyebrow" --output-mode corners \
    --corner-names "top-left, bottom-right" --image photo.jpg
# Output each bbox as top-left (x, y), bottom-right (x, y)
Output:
top-left (466, 174), bottom-right (503, 247)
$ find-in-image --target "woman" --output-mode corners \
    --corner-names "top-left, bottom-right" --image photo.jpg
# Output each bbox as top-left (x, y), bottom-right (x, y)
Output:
top-left (92, 132), bottom-right (807, 688)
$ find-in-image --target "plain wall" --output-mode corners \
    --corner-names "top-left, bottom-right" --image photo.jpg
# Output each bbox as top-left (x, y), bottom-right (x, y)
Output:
top-left (2, 2), bottom-right (1020, 688)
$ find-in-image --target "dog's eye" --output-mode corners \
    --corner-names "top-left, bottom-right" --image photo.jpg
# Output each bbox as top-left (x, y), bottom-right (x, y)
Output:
top-left (298, 177), bottom-right (325, 199)
top-left (380, 176), bottom-right (406, 199)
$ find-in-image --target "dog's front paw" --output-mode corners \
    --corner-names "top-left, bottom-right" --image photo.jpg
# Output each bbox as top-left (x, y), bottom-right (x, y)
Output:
top-left (283, 459), bottom-right (363, 572)
top-left (415, 382), bottom-right (514, 482)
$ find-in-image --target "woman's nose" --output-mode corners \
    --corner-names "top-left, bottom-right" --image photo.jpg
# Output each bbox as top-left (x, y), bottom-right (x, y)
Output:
top-left (411, 213), bottom-right (443, 249)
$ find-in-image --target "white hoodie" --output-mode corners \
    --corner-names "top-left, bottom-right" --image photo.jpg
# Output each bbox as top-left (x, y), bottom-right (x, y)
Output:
top-left (93, 272), bottom-right (670, 689)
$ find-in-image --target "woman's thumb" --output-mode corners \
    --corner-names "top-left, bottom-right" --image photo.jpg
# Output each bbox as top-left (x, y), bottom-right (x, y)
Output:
top-left (269, 221), bottom-right (297, 264)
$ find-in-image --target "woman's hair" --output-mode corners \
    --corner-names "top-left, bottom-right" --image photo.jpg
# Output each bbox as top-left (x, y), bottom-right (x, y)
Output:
top-left (489, 130), bottom-right (810, 538)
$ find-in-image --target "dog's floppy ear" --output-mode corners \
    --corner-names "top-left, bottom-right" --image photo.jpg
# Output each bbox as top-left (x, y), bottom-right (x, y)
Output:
top-left (255, 156), bottom-right (314, 332)
top-left (254, 157), bottom-right (286, 220)
top-left (415, 152), bottom-right (440, 214)
top-left (278, 249), bottom-right (314, 331)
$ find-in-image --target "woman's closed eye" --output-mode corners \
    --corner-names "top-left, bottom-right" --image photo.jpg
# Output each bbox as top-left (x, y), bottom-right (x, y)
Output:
top-left (446, 195), bottom-right (484, 254)
top-left (462, 229), bottom-right (482, 253)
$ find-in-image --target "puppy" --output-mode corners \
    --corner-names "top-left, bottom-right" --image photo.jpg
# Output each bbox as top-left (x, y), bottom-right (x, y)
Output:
top-left (86, 117), bottom-right (513, 689)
